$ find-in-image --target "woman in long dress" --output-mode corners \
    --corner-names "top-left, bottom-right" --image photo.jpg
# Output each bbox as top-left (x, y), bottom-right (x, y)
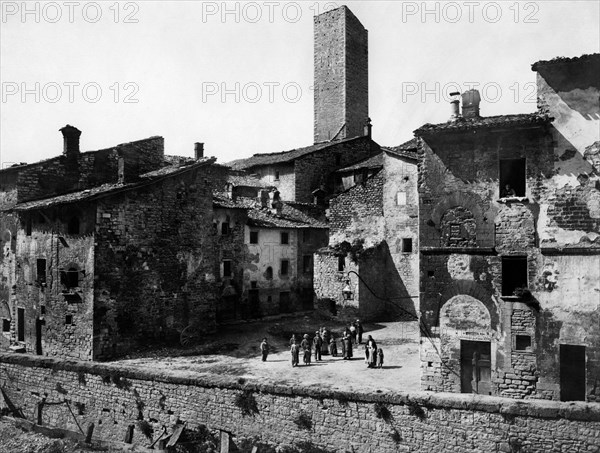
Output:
top-left (366, 335), bottom-right (377, 368)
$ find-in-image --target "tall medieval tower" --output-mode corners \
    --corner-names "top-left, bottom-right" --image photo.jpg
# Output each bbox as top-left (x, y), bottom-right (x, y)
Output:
top-left (313, 6), bottom-right (369, 144)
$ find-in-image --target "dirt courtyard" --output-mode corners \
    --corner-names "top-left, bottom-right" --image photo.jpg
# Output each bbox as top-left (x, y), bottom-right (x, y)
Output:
top-left (115, 314), bottom-right (422, 394)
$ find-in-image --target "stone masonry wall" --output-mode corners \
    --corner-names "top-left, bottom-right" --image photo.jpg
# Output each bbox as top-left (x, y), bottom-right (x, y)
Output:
top-left (0, 354), bottom-right (599, 453)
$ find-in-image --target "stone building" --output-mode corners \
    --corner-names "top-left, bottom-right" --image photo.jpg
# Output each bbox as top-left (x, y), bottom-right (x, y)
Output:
top-left (417, 54), bottom-right (600, 402)
top-left (0, 126), bottom-right (229, 360)
top-left (314, 140), bottom-right (419, 321)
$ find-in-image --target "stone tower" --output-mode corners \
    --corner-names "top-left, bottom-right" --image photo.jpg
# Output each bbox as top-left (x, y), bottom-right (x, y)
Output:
top-left (313, 6), bottom-right (369, 144)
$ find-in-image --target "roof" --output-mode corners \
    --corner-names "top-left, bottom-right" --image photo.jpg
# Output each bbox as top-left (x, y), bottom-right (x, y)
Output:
top-left (336, 138), bottom-right (418, 173)
top-left (12, 158), bottom-right (216, 212)
top-left (414, 113), bottom-right (551, 135)
top-left (226, 136), bottom-right (370, 170)
top-left (336, 153), bottom-right (383, 173)
top-left (383, 138), bottom-right (419, 161)
top-left (531, 53), bottom-right (600, 71)
top-left (227, 173), bottom-right (270, 188)
top-left (213, 196), bottom-right (328, 229)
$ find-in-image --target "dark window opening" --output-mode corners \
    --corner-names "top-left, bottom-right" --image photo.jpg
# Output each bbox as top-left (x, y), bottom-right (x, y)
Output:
top-left (353, 172), bottom-right (363, 184)
top-left (250, 231), bottom-right (259, 244)
top-left (26, 218), bottom-right (32, 236)
top-left (515, 335), bottom-right (532, 351)
top-left (250, 281), bottom-right (257, 289)
top-left (428, 270), bottom-right (435, 277)
top-left (17, 308), bottom-right (24, 342)
top-left (223, 260), bottom-right (232, 278)
top-left (65, 315), bottom-right (73, 325)
top-left (402, 238), bottom-right (413, 253)
top-left (274, 170), bottom-right (280, 181)
top-left (502, 256), bottom-right (528, 296)
top-left (281, 232), bottom-right (289, 245)
top-left (61, 267), bottom-right (80, 289)
top-left (281, 259), bottom-right (289, 276)
top-left (338, 256), bottom-right (345, 272)
top-left (40, 305), bottom-right (46, 315)
top-left (67, 216), bottom-right (80, 235)
top-left (2, 319), bottom-right (10, 332)
top-left (303, 255), bottom-right (312, 274)
top-left (221, 221), bottom-right (230, 235)
top-left (303, 230), bottom-right (311, 243)
top-left (265, 266), bottom-right (273, 280)
top-left (36, 259), bottom-right (46, 284)
top-left (500, 158), bottom-right (526, 197)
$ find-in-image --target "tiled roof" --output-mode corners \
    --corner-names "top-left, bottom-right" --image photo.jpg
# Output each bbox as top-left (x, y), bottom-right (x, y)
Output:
top-left (12, 158), bottom-right (216, 212)
top-left (213, 196), bottom-right (328, 229)
top-left (227, 173), bottom-right (270, 188)
top-left (226, 136), bottom-right (370, 170)
top-left (336, 153), bottom-right (383, 173)
top-left (531, 53), bottom-right (600, 71)
top-left (384, 138), bottom-right (419, 160)
top-left (414, 113), bottom-right (551, 135)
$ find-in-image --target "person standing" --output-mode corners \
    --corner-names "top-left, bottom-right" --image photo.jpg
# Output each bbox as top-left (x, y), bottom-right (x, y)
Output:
top-left (328, 337), bottom-right (338, 357)
top-left (290, 339), bottom-right (300, 367)
top-left (342, 332), bottom-right (352, 360)
top-left (313, 331), bottom-right (323, 361)
top-left (356, 319), bottom-right (364, 344)
top-left (260, 338), bottom-right (269, 362)
top-left (366, 335), bottom-right (377, 368)
top-left (376, 348), bottom-right (384, 368)
top-left (340, 332), bottom-right (347, 359)
top-left (321, 327), bottom-right (330, 355)
top-left (349, 322), bottom-right (357, 345)
top-left (301, 334), bottom-right (311, 365)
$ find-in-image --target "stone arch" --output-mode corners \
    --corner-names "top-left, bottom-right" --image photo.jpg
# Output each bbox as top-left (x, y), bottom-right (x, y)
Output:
top-left (440, 294), bottom-right (491, 333)
top-left (0, 299), bottom-right (10, 320)
top-left (439, 280), bottom-right (499, 330)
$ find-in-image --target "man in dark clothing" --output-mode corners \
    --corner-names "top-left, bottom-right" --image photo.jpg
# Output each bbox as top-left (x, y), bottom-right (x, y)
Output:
top-left (313, 331), bottom-right (323, 361)
top-left (356, 319), bottom-right (364, 344)
top-left (260, 338), bottom-right (269, 362)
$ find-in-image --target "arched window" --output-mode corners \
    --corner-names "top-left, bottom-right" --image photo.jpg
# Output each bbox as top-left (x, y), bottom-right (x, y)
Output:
top-left (68, 216), bottom-right (80, 235)
top-left (265, 266), bottom-right (273, 280)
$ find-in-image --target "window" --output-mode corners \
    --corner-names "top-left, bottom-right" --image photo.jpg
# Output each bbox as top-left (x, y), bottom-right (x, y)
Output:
top-left (338, 256), bottom-right (345, 272)
top-left (2, 319), bottom-right (10, 333)
top-left (303, 255), bottom-right (312, 274)
top-left (223, 260), bottom-right (232, 277)
top-left (250, 281), bottom-right (257, 289)
top-left (274, 170), bottom-right (280, 181)
top-left (427, 270), bottom-right (435, 277)
top-left (502, 256), bottom-right (528, 296)
top-left (303, 230), bottom-right (311, 243)
top-left (402, 238), bottom-right (413, 253)
top-left (250, 231), bottom-right (259, 244)
top-left (221, 220), bottom-right (230, 235)
top-left (265, 266), bottom-right (273, 280)
top-left (396, 192), bottom-right (407, 206)
top-left (281, 232), bottom-right (289, 245)
top-left (500, 158), bottom-right (526, 197)
top-left (67, 216), bottom-right (80, 235)
top-left (17, 308), bottom-right (24, 342)
top-left (65, 315), bottom-right (73, 325)
top-left (26, 218), bottom-right (32, 236)
top-left (40, 305), bottom-right (46, 315)
top-left (36, 259), bottom-right (46, 284)
top-left (515, 335), bottom-right (532, 351)
top-left (61, 267), bottom-right (80, 289)
top-left (281, 259), bottom-right (289, 276)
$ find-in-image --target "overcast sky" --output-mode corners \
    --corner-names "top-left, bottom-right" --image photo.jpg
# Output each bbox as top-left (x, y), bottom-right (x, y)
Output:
top-left (1, 1), bottom-right (599, 167)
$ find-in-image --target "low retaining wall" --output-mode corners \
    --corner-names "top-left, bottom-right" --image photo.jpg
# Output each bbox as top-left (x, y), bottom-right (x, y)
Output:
top-left (1, 353), bottom-right (599, 453)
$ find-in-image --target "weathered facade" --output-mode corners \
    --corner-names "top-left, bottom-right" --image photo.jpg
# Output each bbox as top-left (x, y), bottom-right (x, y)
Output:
top-left (417, 54), bottom-right (600, 402)
top-left (314, 142), bottom-right (419, 321)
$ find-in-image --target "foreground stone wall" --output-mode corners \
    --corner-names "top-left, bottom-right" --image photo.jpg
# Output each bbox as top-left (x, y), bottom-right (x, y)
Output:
top-left (1, 354), bottom-right (599, 453)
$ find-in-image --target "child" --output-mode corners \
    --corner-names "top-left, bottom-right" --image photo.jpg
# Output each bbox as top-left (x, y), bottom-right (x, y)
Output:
top-left (260, 338), bottom-right (269, 362)
top-left (376, 348), bottom-right (384, 369)
top-left (290, 340), bottom-right (300, 367)
top-left (328, 337), bottom-right (338, 357)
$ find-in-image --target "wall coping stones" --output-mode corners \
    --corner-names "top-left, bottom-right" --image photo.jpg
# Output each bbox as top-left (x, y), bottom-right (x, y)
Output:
top-left (2, 353), bottom-right (599, 422)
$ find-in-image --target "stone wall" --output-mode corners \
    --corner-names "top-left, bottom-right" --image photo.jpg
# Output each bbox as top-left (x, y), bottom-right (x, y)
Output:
top-left (0, 353), bottom-right (599, 453)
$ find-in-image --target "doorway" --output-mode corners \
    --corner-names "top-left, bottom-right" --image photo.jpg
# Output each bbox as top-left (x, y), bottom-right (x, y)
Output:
top-left (35, 318), bottom-right (44, 355)
top-left (560, 344), bottom-right (586, 401)
top-left (461, 340), bottom-right (492, 394)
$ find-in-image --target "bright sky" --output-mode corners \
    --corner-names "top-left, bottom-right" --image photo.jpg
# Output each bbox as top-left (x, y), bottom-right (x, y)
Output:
top-left (1, 1), bottom-right (599, 167)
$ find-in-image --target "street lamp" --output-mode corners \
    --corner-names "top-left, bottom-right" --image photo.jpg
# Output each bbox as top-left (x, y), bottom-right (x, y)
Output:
top-left (342, 279), bottom-right (353, 301)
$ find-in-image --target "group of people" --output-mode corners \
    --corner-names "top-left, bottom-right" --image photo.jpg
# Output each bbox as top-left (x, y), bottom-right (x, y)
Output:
top-left (273, 320), bottom-right (383, 369)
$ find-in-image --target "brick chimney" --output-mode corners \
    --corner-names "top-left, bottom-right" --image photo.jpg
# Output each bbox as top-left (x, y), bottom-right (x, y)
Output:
top-left (461, 89), bottom-right (481, 118)
top-left (194, 142), bottom-right (204, 159)
top-left (449, 91), bottom-right (461, 121)
top-left (60, 125), bottom-right (81, 157)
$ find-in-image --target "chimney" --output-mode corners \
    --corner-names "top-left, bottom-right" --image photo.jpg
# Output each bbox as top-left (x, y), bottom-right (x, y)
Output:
top-left (194, 142), bottom-right (204, 159)
top-left (461, 89), bottom-right (481, 118)
top-left (449, 91), bottom-right (461, 121)
top-left (60, 125), bottom-right (81, 157)
top-left (260, 190), bottom-right (270, 208)
top-left (363, 118), bottom-right (372, 138)
top-left (118, 156), bottom-right (125, 184)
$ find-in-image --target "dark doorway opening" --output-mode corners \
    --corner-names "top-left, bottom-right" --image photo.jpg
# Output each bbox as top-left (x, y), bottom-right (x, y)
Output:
top-left (35, 318), bottom-right (44, 355)
top-left (17, 308), bottom-right (25, 342)
top-left (248, 289), bottom-right (260, 318)
top-left (279, 291), bottom-right (291, 313)
top-left (461, 340), bottom-right (491, 395)
top-left (560, 344), bottom-right (586, 401)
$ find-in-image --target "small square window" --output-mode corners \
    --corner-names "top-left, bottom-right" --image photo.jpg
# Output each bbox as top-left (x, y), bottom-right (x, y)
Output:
top-left (515, 335), bottom-right (532, 351)
top-left (250, 231), bottom-right (258, 244)
top-left (338, 256), bottom-right (345, 272)
top-left (281, 259), bottom-right (289, 276)
top-left (281, 232), bottom-right (289, 245)
top-left (427, 270), bottom-right (435, 277)
top-left (2, 319), bottom-right (10, 332)
top-left (402, 238), bottom-right (413, 253)
top-left (396, 192), bottom-right (407, 205)
top-left (65, 315), bottom-right (73, 325)
top-left (223, 260), bottom-right (232, 277)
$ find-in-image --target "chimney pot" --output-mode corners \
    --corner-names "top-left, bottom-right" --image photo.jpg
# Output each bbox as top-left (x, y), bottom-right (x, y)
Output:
top-left (59, 125), bottom-right (81, 156)
top-left (194, 142), bottom-right (204, 159)
top-left (461, 89), bottom-right (481, 118)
